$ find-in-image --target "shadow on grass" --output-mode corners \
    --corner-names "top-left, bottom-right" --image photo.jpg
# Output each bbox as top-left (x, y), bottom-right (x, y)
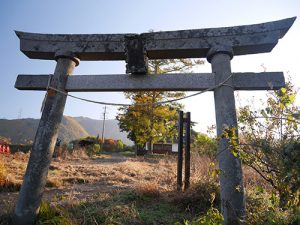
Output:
top-left (68, 190), bottom-right (188, 225)
top-left (35, 179), bottom-right (221, 225)
top-left (0, 178), bottom-right (221, 225)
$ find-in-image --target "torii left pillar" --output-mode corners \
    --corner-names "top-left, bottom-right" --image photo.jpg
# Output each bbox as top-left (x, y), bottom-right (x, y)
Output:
top-left (13, 51), bottom-right (79, 225)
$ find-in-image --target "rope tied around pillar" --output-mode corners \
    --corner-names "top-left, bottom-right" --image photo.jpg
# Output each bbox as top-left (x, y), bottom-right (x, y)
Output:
top-left (40, 74), bottom-right (54, 112)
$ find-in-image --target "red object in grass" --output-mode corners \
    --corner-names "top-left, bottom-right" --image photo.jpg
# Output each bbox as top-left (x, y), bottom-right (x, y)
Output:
top-left (0, 141), bottom-right (10, 154)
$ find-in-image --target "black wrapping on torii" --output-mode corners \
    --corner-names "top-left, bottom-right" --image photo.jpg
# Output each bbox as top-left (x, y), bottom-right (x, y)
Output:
top-left (124, 34), bottom-right (148, 75)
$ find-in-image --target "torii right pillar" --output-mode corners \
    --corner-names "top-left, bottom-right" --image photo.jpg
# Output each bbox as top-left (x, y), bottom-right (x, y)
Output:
top-left (207, 46), bottom-right (245, 225)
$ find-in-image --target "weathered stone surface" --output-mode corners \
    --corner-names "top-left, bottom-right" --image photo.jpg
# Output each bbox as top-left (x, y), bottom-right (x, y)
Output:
top-left (233, 72), bottom-right (285, 90)
top-left (13, 55), bottom-right (78, 225)
top-left (211, 52), bottom-right (246, 224)
top-left (15, 17), bottom-right (295, 60)
top-left (15, 72), bottom-right (285, 92)
top-left (15, 31), bottom-right (128, 60)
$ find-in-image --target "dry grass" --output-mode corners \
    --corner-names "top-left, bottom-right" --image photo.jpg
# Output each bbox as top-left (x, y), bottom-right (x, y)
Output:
top-left (0, 151), bottom-right (269, 194)
top-left (190, 153), bottom-right (215, 183)
top-left (65, 147), bottom-right (89, 160)
top-left (0, 150), bottom-right (276, 224)
top-left (0, 157), bottom-right (21, 192)
top-left (191, 152), bottom-right (270, 189)
top-left (135, 181), bottom-right (160, 198)
top-left (46, 177), bottom-right (64, 188)
top-left (0, 158), bottom-right (7, 186)
top-left (0, 151), bottom-right (217, 200)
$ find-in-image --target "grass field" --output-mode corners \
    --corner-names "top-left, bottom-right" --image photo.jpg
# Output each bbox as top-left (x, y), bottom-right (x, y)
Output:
top-left (0, 151), bottom-right (298, 225)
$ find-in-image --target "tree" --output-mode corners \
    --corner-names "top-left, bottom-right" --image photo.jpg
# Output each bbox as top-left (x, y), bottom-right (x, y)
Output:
top-left (234, 80), bottom-right (300, 208)
top-left (192, 132), bottom-right (218, 159)
top-left (117, 59), bottom-right (203, 153)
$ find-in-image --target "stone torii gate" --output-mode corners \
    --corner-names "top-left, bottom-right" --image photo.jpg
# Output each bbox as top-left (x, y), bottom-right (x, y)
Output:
top-left (13, 17), bottom-right (295, 225)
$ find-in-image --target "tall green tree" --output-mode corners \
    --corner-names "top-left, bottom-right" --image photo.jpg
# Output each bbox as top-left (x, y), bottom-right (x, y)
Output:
top-left (117, 59), bottom-right (203, 153)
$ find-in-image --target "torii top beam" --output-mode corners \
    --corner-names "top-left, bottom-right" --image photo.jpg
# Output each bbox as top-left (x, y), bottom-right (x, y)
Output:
top-left (15, 17), bottom-right (296, 61)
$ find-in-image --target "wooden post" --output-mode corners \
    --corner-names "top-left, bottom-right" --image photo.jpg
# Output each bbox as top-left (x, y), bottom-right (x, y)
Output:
top-left (207, 46), bottom-right (246, 224)
top-left (177, 111), bottom-right (184, 191)
top-left (184, 112), bottom-right (191, 191)
top-left (13, 51), bottom-right (79, 225)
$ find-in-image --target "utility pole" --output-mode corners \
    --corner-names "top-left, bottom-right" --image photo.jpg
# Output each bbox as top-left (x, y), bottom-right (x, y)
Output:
top-left (101, 105), bottom-right (107, 148)
top-left (18, 108), bottom-right (22, 119)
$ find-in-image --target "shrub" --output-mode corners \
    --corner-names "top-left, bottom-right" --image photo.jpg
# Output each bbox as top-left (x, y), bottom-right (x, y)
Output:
top-left (177, 208), bottom-right (223, 225)
top-left (117, 140), bottom-right (124, 151)
top-left (192, 133), bottom-right (217, 159)
top-left (236, 81), bottom-right (300, 208)
top-left (172, 180), bottom-right (220, 215)
top-left (9, 144), bottom-right (32, 154)
top-left (37, 201), bottom-right (73, 225)
top-left (123, 145), bottom-right (135, 152)
top-left (102, 138), bottom-right (117, 152)
top-left (101, 139), bottom-right (126, 152)
top-left (246, 186), bottom-right (299, 225)
top-left (87, 144), bottom-right (100, 156)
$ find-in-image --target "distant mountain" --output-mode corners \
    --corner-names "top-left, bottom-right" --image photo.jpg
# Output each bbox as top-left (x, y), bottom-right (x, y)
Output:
top-left (0, 116), bottom-right (133, 146)
top-left (0, 118), bottom-right (39, 144)
top-left (73, 117), bottom-right (133, 145)
top-left (60, 116), bottom-right (90, 143)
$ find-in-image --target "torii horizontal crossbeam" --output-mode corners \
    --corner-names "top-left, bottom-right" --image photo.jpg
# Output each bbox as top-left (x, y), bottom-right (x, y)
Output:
top-left (15, 17), bottom-right (295, 60)
top-left (15, 72), bottom-right (284, 92)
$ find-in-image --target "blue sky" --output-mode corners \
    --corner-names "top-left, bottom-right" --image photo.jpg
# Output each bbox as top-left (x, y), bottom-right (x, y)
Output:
top-left (0, 0), bottom-right (299, 132)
